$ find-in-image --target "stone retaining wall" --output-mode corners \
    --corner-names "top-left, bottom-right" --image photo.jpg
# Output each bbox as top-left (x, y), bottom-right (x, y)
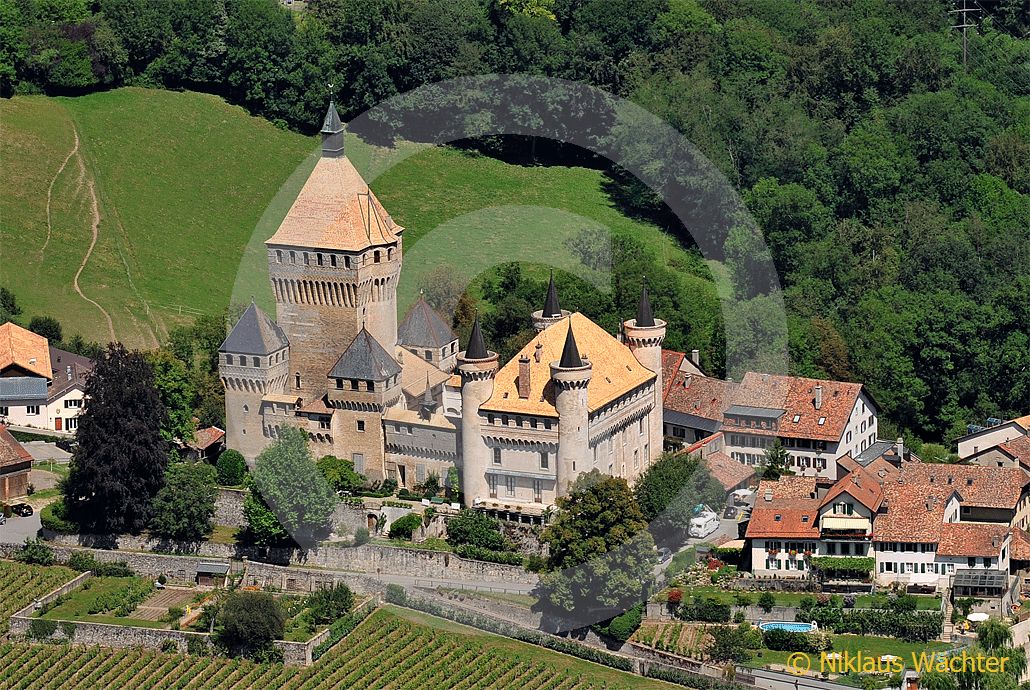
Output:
top-left (213, 488), bottom-right (247, 527)
top-left (43, 534), bottom-right (536, 585)
top-left (9, 614), bottom-right (213, 654)
top-left (243, 561), bottom-right (385, 595)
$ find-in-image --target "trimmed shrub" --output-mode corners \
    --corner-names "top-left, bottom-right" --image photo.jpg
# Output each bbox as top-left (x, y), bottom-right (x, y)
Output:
top-left (599, 604), bottom-right (643, 642)
top-left (40, 500), bottom-right (78, 534)
top-left (757, 592), bottom-right (776, 612)
top-left (677, 597), bottom-right (731, 623)
top-left (216, 450), bottom-right (248, 486)
top-left (353, 527), bottom-right (370, 546)
top-left (388, 513), bottom-right (422, 540)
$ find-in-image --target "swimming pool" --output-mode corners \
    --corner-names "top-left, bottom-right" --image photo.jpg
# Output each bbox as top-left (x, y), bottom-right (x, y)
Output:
top-left (758, 621), bottom-right (817, 632)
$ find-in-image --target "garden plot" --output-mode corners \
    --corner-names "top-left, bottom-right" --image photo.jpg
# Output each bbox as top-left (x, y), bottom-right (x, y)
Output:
top-left (130, 588), bottom-right (196, 622)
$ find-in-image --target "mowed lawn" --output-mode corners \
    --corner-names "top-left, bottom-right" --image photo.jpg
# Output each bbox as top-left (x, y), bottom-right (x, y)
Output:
top-left (2, 88), bottom-right (717, 347)
top-left (0, 89), bottom-right (313, 347)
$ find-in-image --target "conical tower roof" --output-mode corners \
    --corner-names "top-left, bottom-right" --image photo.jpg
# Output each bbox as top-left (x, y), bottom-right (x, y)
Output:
top-left (321, 97), bottom-right (343, 134)
top-left (636, 281), bottom-right (655, 327)
top-left (558, 319), bottom-right (584, 368)
top-left (542, 271), bottom-right (562, 318)
top-left (464, 315), bottom-right (488, 360)
top-left (219, 302), bottom-right (289, 355)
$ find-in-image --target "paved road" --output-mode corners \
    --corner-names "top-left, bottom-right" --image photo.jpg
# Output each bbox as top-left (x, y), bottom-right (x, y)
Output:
top-left (23, 441), bottom-right (72, 463)
top-left (0, 512), bottom-right (41, 544)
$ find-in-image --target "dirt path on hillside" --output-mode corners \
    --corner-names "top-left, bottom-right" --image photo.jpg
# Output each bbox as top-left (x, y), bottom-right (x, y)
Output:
top-left (72, 150), bottom-right (117, 343)
top-left (41, 126), bottom-right (80, 258)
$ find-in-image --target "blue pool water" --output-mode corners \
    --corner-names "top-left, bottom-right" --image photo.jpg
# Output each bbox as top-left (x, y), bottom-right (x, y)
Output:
top-left (758, 621), bottom-right (816, 632)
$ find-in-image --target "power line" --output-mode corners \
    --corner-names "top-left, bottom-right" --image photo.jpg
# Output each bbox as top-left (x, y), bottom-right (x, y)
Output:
top-left (950, 0), bottom-right (980, 71)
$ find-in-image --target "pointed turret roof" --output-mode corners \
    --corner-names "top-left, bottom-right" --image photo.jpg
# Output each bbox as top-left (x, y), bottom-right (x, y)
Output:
top-left (542, 271), bottom-right (562, 318)
top-left (464, 315), bottom-right (488, 360)
top-left (420, 373), bottom-right (438, 419)
top-left (219, 302), bottom-right (289, 355)
top-left (330, 328), bottom-right (401, 381)
top-left (321, 97), bottom-right (343, 134)
top-left (636, 282), bottom-right (655, 327)
top-left (398, 293), bottom-right (457, 349)
top-left (558, 319), bottom-right (584, 368)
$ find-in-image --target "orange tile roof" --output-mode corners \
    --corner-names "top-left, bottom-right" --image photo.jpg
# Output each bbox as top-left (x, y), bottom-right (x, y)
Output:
top-left (757, 476), bottom-right (818, 500)
top-left (900, 463), bottom-right (1027, 510)
top-left (481, 313), bottom-right (655, 417)
top-left (661, 350), bottom-right (685, 399)
top-left (728, 373), bottom-right (865, 442)
top-left (864, 457), bottom-right (901, 483)
top-left (1013, 415), bottom-right (1030, 431)
top-left (266, 155), bottom-right (402, 252)
top-left (873, 481), bottom-right (957, 543)
top-left (664, 373), bottom-right (735, 423)
top-left (821, 467), bottom-right (884, 512)
top-left (0, 322), bottom-right (51, 380)
top-left (936, 522), bottom-right (1008, 558)
top-left (746, 498), bottom-right (821, 539)
top-left (1011, 528), bottom-right (1030, 561)
top-left (703, 452), bottom-right (755, 491)
top-left (998, 436), bottom-right (1030, 469)
top-left (189, 426), bottom-right (225, 451)
top-left (0, 424), bottom-right (32, 469)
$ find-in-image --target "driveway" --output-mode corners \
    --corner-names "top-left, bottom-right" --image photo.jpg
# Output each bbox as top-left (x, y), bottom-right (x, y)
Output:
top-left (0, 512), bottom-right (41, 545)
top-left (22, 441), bottom-right (72, 464)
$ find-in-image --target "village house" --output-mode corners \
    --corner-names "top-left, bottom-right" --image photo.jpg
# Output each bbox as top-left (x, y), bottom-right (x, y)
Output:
top-left (956, 414), bottom-right (1030, 460)
top-left (0, 322), bottom-right (92, 434)
top-left (662, 364), bottom-right (879, 481)
top-left (0, 424), bottom-right (32, 500)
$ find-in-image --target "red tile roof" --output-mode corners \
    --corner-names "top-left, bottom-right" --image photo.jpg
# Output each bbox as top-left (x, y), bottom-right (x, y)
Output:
top-left (661, 350), bottom-right (685, 399)
top-left (821, 467), bottom-right (884, 512)
top-left (1010, 528), bottom-right (1030, 561)
top-left (746, 498), bottom-right (821, 539)
top-left (998, 436), bottom-right (1030, 469)
top-left (703, 452), bottom-right (755, 492)
top-left (873, 481), bottom-right (958, 543)
top-left (728, 373), bottom-right (866, 442)
top-left (900, 463), bottom-right (1028, 510)
top-left (757, 476), bottom-right (818, 500)
top-left (0, 425), bottom-right (32, 469)
top-left (663, 373), bottom-right (735, 423)
top-left (936, 523), bottom-right (1008, 558)
top-left (189, 426), bottom-right (225, 451)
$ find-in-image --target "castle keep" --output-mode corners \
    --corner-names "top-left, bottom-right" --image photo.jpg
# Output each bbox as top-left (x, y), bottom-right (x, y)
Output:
top-left (219, 99), bottom-right (666, 512)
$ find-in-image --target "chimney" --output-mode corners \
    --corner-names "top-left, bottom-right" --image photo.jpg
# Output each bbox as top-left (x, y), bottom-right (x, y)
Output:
top-left (896, 437), bottom-right (904, 460)
top-left (764, 490), bottom-right (773, 502)
top-left (691, 349), bottom-right (700, 366)
top-left (684, 374), bottom-right (692, 389)
top-left (992, 535), bottom-right (999, 548)
top-left (517, 356), bottom-right (531, 399)
top-left (533, 342), bottom-right (543, 363)
top-left (814, 385), bottom-right (823, 410)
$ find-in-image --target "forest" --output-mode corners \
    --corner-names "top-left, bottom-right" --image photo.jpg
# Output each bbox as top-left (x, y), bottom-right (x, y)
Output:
top-left (1, 0), bottom-right (1028, 446)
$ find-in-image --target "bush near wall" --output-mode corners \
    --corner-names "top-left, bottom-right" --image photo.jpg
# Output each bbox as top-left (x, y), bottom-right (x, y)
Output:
top-left (40, 500), bottom-right (78, 534)
top-left (808, 556), bottom-right (874, 579)
top-left (453, 545), bottom-right (524, 566)
top-left (676, 597), bottom-right (731, 623)
top-left (799, 602), bottom-right (944, 642)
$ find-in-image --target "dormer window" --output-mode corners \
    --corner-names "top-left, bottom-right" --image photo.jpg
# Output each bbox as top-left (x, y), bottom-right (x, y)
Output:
top-left (792, 414), bottom-right (800, 423)
top-left (818, 417), bottom-right (826, 425)
top-left (801, 515), bottom-right (809, 522)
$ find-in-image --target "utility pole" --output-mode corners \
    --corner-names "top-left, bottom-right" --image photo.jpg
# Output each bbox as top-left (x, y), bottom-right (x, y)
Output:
top-left (950, 0), bottom-right (979, 72)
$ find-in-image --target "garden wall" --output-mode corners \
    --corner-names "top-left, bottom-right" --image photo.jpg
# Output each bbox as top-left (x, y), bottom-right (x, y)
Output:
top-left (213, 488), bottom-right (247, 527)
top-left (242, 561), bottom-right (385, 595)
top-left (9, 614), bottom-right (213, 654)
top-left (42, 534), bottom-right (537, 585)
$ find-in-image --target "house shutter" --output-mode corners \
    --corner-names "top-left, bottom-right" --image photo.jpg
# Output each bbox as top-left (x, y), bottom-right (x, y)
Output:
top-left (416, 464), bottom-right (426, 482)
top-left (352, 453), bottom-right (365, 474)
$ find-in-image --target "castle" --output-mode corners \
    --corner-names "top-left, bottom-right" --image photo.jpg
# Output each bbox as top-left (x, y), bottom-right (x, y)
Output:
top-left (219, 99), bottom-right (666, 514)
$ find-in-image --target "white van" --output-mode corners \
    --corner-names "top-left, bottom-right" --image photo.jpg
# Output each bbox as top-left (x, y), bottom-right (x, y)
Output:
top-left (689, 511), bottom-right (719, 539)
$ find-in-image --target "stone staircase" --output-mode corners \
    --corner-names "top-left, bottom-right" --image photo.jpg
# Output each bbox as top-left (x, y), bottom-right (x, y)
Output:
top-left (941, 596), bottom-right (955, 642)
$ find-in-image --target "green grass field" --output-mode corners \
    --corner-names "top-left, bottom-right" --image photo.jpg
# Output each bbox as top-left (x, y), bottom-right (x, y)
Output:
top-left (1, 88), bottom-right (717, 348)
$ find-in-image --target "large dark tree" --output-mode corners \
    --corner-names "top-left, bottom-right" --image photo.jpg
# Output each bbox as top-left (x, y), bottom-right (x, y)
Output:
top-left (534, 470), bottom-right (656, 630)
top-left (63, 343), bottom-right (169, 534)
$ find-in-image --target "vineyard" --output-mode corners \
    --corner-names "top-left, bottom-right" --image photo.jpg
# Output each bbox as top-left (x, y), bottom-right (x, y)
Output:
top-left (0, 562), bottom-right (76, 634)
top-left (632, 621), bottom-right (710, 659)
top-left (0, 608), bottom-right (664, 689)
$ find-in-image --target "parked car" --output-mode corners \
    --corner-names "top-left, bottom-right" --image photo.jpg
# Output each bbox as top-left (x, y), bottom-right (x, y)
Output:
top-left (723, 505), bottom-right (738, 519)
top-left (658, 547), bottom-right (673, 564)
top-left (10, 504), bottom-right (33, 517)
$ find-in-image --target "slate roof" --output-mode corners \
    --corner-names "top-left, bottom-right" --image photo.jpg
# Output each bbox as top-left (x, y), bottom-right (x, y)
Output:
top-left (219, 303), bottom-right (289, 356)
top-left (330, 328), bottom-right (401, 381)
top-left (464, 316), bottom-right (488, 361)
top-left (558, 320), bottom-right (583, 368)
top-left (542, 272), bottom-right (562, 318)
top-left (398, 295), bottom-right (457, 349)
top-left (635, 284), bottom-right (655, 327)
top-left (47, 346), bottom-right (93, 403)
top-left (0, 377), bottom-right (48, 402)
top-left (321, 99), bottom-right (343, 134)
top-left (0, 322), bottom-right (51, 379)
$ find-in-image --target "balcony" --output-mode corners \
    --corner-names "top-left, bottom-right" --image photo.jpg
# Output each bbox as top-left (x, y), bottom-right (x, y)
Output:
top-left (820, 515), bottom-right (872, 538)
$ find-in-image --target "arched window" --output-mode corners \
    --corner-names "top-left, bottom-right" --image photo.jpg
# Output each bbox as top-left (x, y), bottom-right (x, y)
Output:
top-left (290, 251), bottom-right (296, 263)
top-left (317, 253), bottom-right (324, 266)
top-left (374, 250), bottom-right (381, 263)
top-left (344, 256), bottom-right (351, 269)
top-left (330, 255), bottom-right (337, 268)
top-left (226, 354), bottom-right (233, 365)
top-left (276, 250), bottom-right (283, 263)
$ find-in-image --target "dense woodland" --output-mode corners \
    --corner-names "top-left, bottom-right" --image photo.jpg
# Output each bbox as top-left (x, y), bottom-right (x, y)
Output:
top-left (1, 0), bottom-right (1028, 446)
